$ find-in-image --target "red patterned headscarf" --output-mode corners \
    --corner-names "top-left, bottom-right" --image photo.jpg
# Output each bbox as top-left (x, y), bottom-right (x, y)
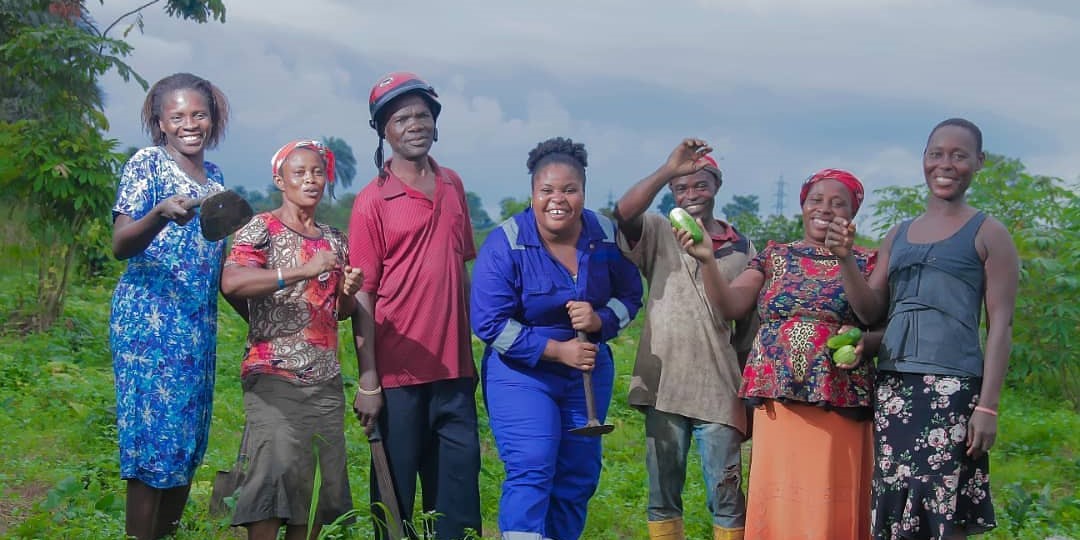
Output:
top-left (800, 168), bottom-right (864, 216)
top-left (271, 139), bottom-right (337, 198)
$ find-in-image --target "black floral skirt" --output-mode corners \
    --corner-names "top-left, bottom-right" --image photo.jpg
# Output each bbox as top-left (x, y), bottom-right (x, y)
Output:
top-left (871, 371), bottom-right (997, 539)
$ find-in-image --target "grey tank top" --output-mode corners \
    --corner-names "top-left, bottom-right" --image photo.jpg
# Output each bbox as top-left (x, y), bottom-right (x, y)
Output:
top-left (879, 212), bottom-right (987, 377)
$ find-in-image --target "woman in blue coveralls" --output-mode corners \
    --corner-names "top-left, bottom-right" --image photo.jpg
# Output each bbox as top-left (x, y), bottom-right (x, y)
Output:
top-left (471, 137), bottom-right (644, 540)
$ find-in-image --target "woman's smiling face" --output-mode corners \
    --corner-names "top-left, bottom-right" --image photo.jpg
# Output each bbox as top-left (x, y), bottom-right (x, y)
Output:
top-left (923, 124), bottom-right (984, 202)
top-left (157, 89), bottom-right (212, 158)
top-left (801, 178), bottom-right (854, 246)
top-left (532, 162), bottom-right (585, 238)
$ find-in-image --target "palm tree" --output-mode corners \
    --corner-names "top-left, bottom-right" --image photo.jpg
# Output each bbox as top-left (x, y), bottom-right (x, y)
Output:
top-left (321, 136), bottom-right (357, 189)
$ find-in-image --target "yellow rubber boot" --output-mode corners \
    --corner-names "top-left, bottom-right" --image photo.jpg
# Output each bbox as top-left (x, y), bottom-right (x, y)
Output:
top-left (647, 517), bottom-right (685, 540)
top-left (713, 525), bottom-right (745, 540)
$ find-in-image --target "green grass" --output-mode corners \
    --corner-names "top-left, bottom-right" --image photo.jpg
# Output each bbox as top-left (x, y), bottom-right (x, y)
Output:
top-left (0, 266), bottom-right (1077, 539)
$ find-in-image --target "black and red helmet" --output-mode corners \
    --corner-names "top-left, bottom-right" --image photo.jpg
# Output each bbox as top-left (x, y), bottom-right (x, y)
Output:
top-left (368, 72), bottom-right (441, 134)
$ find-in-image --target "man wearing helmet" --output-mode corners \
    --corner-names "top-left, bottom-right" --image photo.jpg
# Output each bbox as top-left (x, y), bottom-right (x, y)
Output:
top-left (348, 72), bottom-right (482, 539)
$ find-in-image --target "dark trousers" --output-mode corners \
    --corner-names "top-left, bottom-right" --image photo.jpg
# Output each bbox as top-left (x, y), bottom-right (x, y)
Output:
top-left (371, 377), bottom-right (482, 539)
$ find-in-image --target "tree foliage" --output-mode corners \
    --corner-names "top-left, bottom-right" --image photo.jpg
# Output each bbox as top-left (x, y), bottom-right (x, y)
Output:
top-left (499, 196), bottom-right (530, 221)
top-left (0, 0), bottom-right (227, 331)
top-left (0, 19), bottom-right (136, 330)
top-left (872, 154), bottom-right (1080, 409)
top-left (722, 194), bottom-right (760, 223)
top-left (321, 136), bottom-right (357, 189)
top-left (655, 192), bottom-right (675, 215)
top-left (734, 212), bottom-right (804, 248)
top-left (466, 191), bottom-right (495, 231)
top-left (90, 0), bottom-right (226, 39)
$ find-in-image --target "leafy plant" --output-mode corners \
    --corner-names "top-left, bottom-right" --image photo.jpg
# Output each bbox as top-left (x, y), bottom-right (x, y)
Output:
top-left (733, 212), bottom-right (804, 248)
top-left (498, 196), bottom-right (530, 221)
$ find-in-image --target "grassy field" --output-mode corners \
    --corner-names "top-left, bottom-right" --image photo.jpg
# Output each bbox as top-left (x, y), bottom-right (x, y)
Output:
top-left (0, 266), bottom-right (1077, 539)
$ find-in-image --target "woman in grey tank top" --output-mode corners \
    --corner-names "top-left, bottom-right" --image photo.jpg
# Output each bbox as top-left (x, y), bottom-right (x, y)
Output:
top-left (824, 118), bottom-right (1020, 539)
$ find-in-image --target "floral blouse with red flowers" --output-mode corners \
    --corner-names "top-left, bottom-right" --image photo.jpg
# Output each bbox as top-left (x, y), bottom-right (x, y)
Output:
top-left (738, 241), bottom-right (877, 410)
top-left (226, 212), bottom-right (348, 385)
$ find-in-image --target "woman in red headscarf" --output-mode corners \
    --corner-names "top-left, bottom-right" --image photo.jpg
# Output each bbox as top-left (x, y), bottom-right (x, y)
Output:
top-left (220, 140), bottom-right (365, 540)
top-left (676, 168), bottom-right (876, 540)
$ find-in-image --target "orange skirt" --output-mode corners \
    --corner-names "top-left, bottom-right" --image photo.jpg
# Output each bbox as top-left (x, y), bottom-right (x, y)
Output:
top-left (744, 400), bottom-right (872, 540)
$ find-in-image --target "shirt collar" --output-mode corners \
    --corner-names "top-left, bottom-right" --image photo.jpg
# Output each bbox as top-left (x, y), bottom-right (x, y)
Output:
top-left (377, 156), bottom-right (451, 199)
top-left (709, 219), bottom-right (741, 244)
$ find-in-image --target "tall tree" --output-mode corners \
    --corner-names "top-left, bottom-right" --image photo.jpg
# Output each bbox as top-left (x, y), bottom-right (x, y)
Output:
top-left (2, 1), bottom-right (106, 122)
top-left (721, 194), bottom-right (760, 222)
top-left (321, 136), bottom-right (357, 189)
top-left (0, 0), bottom-right (227, 331)
top-left (466, 191), bottom-right (495, 230)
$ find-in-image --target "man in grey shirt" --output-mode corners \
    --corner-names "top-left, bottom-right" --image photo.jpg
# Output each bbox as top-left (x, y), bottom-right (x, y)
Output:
top-left (614, 139), bottom-right (755, 540)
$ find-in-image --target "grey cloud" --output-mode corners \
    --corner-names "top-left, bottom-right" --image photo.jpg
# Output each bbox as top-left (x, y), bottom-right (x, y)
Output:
top-left (93, 0), bottom-right (1080, 229)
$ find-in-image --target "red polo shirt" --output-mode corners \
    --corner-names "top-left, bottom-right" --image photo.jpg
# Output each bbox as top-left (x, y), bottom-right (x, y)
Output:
top-left (348, 157), bottom-right (477, 388)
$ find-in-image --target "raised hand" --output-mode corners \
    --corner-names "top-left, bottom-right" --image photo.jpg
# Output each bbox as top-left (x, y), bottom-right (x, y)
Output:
top-left (825, 217), bottom-right (857, 259)
top-left (664, 138), bottom-right (713, 178)
top-left (566, 300), bottom-right (602, 333)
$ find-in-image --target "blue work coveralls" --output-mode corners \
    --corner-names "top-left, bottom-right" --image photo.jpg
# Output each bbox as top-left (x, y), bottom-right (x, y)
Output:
top-left (471, 208), bottom-right (643, 540)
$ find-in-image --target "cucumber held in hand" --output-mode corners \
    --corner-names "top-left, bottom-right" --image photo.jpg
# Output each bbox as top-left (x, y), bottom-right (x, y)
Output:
top-left (826, 327), bottom-right (862, 350)
top-left (833, 344), bottom-right (858, 366)
top-left (669, 207), bottom-right (704, 244)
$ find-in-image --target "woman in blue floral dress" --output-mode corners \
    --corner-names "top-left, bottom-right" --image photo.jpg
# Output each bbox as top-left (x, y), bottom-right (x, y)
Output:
top-left (110, 73), bottom-right (232, 540)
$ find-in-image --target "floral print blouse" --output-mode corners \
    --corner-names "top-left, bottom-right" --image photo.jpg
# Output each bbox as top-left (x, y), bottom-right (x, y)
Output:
top-left (738, 241), bottom-right (876, 410)
top-left (227, 212), bottom-right (348, 385)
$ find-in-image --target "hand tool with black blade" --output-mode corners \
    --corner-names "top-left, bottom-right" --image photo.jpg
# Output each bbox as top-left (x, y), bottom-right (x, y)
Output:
top-left (368, 424), bottom-right (404, 540)
top-left (569, 330), bottom-right (615, 436)
top-left (181, 189), bottom-right (254, 241)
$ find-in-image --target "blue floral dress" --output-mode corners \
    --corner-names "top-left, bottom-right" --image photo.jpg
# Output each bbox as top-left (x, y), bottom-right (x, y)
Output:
top-left (110, 146), bottom-right (226, 488)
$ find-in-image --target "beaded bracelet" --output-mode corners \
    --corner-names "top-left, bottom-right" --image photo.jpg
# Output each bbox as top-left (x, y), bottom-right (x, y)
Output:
top-left (974, 405), bottom-right (998, 416)
top-left (276, 268), bottom-right (286, 290)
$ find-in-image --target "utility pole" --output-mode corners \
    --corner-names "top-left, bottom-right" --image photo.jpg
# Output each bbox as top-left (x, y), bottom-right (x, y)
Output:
top-left (773, 175), bottom-right (785, 216)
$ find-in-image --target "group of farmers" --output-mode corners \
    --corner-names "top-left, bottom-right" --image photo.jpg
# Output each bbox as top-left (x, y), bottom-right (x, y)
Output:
top-left (108, 69), bottom-right (1018, 540)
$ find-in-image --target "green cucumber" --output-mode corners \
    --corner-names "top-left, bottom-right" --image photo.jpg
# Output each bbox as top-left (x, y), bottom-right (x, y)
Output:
top-left (833, 344), bottom-right (858, 366)
top-left (669, 207), bottom-right (704, 244)
top-left (826, 327), bottom-right (862, 350)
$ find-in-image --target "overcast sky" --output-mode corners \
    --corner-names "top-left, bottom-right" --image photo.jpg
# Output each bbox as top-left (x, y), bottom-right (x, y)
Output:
top-left (95, 0), bottom-right (1080, 232)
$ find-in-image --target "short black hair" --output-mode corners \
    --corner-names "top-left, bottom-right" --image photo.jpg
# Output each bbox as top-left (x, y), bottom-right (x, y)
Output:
top-left (526, 137), bottom-right (587, 184)
top-left (928, 117), bottom-right (983, 154)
